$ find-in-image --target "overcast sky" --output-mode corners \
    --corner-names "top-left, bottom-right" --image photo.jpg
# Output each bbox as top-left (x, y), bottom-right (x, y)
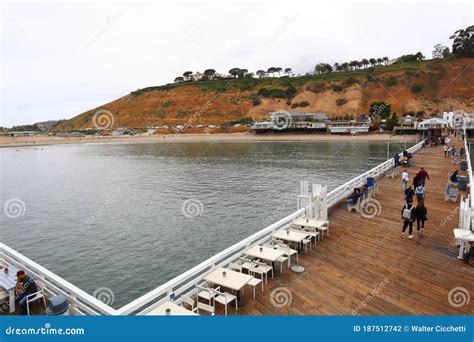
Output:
top-left (1, 0), bottom-right (472, 127)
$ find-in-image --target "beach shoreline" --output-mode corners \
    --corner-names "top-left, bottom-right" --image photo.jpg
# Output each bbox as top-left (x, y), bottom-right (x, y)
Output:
top-left (0, 133), bottom-right (418, 148)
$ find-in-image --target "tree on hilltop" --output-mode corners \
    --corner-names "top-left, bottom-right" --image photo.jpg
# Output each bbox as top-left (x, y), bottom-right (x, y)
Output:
top-left (267, 67), bottom-right (276, 77)
top-left (229, 68), bottom-right (241, 78)
top-left (256, 70), bottom-right (266, 78)
top-left (204, 69), bottom-right (216, 80)
top-left (183, 71), bottom-right (193, 81)
top-left (174, 76), bottom-right (184, 83)
top-left (450, 25), bottom-right (474, 57)
top-left (284, 68), bottom-right (292, 76)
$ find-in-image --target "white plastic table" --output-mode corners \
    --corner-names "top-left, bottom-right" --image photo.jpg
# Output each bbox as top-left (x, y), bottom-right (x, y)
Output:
top-left (453, 229), bottom-right (474, 260)
top-left (0, 264), bottom-right (20, 313)
top-left (145, 301), bottom-right (198, 316)
top-left (245, 246), bottom-right (285, 262)
top-left (204, 267), bottom-right (253, 306)
top-left (272, 230), bottom-right (308, 251)
top-left (293, 218), bottom-right (329, 239)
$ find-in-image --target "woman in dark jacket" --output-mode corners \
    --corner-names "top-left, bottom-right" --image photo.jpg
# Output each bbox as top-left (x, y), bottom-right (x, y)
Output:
top-left (415, 200), bottom-right (427, 237)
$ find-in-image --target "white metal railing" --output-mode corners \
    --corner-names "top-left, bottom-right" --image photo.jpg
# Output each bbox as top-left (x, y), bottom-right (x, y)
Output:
top-left (116, 207), bottom-right (306, 315)
top-left (0, 243), bottom-right (116, 316)
top-left (1, 139), bottom-right (425, 316)
top-left (117, 140), bottom-right (424, 315)
top-left (462, 125), bottom-right (473, 207)
top-left (327, 140), bottom-right (424, 207)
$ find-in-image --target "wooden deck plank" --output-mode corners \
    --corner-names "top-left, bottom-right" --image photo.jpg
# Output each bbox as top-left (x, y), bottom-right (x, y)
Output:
top-left (222, 139), bottom-right (474, 315)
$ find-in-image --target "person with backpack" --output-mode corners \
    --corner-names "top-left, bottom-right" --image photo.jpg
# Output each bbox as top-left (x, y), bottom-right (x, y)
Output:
top-left (415, 201), bottom-right (427, 237)
top-left (415, 184), bottom-right (425, 203)
top-left (404, 184), bottom-right (415, 203)
top-left (401, 199), bottom-right (415, 239)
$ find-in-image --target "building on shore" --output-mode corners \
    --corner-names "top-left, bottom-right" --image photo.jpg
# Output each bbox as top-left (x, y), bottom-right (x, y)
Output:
top-left (251, 111), bottom-right (330, 133)
top-left (416, 117), bottom-right (450, 138)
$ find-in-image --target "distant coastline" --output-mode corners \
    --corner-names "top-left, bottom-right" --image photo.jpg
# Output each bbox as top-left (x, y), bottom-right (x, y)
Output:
top-left (0, 133), bottom-right (418, 148)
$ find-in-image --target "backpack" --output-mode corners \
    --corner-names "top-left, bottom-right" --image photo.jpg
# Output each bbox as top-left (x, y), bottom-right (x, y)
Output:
top-left (415, 186), bottom-right (424, 198)
top-left (402, 204), bottom-right (413, 220)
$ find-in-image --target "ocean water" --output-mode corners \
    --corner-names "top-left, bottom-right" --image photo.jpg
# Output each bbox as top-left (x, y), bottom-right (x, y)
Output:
top-left (0, 140), bottom-right (410, 307)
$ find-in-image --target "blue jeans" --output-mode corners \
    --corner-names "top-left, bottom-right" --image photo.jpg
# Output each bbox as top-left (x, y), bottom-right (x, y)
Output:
top-left (15, 292), bottom-right (29, 311)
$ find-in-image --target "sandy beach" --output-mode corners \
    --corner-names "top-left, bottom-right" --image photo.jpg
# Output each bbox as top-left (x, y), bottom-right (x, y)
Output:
top-left (0, 133), bottom-right (418, 148)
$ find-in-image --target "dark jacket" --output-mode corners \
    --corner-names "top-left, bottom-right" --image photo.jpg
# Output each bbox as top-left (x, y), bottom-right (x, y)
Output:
top-left (413, 175), bottom-right (421, 188)
top-left (18, 275), bottom-right (38, 296)
top-left (415, 206), bottom-right (427, 221)
top-left (404, 188), bottom-right (415, 201)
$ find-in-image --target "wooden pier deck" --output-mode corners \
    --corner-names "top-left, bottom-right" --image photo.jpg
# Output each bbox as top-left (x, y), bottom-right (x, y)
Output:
top-left (235, 139), bottom-right (473, 315)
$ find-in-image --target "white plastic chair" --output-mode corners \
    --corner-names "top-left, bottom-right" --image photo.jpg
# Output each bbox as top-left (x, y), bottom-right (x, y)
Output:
top-left (246, 276), bottom-right (263, 298)
top-left (274, 243), bottom-right (298, 267)
top-left (196, 302), bottom-right (215, 315)
top-left (26, 281), bottom-right (47, 316)
top-left (251, 260), bottom-right (273, 283)
top-left (228, 262), bottom-right (243, 273)
top-left (180, 295), bottom-right (196, 311)
top-left (196, 284), bottom-right (215, 305)
top-left (213, 288), bottom-right (237, 316)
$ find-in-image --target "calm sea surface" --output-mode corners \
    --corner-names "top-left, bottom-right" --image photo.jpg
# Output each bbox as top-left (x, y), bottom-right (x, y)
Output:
top-left (0, 140), bottom-right (410, 307)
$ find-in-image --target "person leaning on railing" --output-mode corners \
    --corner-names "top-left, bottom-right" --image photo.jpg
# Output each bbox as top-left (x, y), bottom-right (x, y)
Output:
top-left (15, 270), bottom-right (38, 315)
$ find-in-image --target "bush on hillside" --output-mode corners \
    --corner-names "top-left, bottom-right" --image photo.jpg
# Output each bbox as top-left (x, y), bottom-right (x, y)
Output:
top-left (385, 77), bottom-right (398, 87)
top-left (336, 98), bottom-right (348, 106)
top-left (410, 84), bottom-right (423, 93)
top-left (332, 85), bottom-right (343, 92)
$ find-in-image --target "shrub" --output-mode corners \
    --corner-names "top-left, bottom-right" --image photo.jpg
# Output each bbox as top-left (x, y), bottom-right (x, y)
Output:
top-left (291, 103), bottom-right (299, 108)
top-left (175, 111), bottom-right (189, 118)
top-left (307, 83), bottom-right (326, 93)
top-left (385, 77), bottom-right (398, 87)
top-left (161, 101), bottom-right (174, 108)
top-left (252, 97), bottom-right (261, 106)
top-left (332, 85), bottom-right (343, 92)
top-left (336, 98), bottom-right (348, 106)
top-left (410, 84), bottom-right (423, 93)
top-left (299, 101), bottom-right (310, 107)
top-left (344, 77), bottom-right (358, 85)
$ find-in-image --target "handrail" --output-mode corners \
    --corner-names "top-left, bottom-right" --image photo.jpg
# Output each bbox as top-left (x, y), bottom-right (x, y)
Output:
top-left (327, 140), bottom-right (424, 206)
top-left (116, 207), bottom-right (306, 315)
top-left (117, 139), bottom-right (424, 315)
top-left (0, 243), bottom-right (116, 315)
top-left (0, 139), bottom-right (425, 316)
top-left (462, 124), bottom-right (473, 207)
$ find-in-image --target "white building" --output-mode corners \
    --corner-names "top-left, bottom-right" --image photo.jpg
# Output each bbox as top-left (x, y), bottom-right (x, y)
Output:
top-left (417, 118), bottom-right (450, 131)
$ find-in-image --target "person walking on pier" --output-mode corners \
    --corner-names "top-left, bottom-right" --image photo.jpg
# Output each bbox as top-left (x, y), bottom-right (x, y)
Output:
top-left (417, 167), bottom-right (430, 187)
top-left (460, 146), bottom-right (466, 159)
top-left (401, 199), bottom-right (415, 239)
top-left (405, 184), bottom-right (415, 203)
top-left (402, 169), bottom-right (409, 190)
top-left (415, 201), bottom-right (427, 237)
top-left (415, 184), bottom-right (425, 203)
top-left (444, 145), bottom-right (448, 157)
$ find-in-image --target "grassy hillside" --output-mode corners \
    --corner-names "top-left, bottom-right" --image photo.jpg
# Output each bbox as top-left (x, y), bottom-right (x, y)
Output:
top-left (56, 58), bottom-right (474, 131)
